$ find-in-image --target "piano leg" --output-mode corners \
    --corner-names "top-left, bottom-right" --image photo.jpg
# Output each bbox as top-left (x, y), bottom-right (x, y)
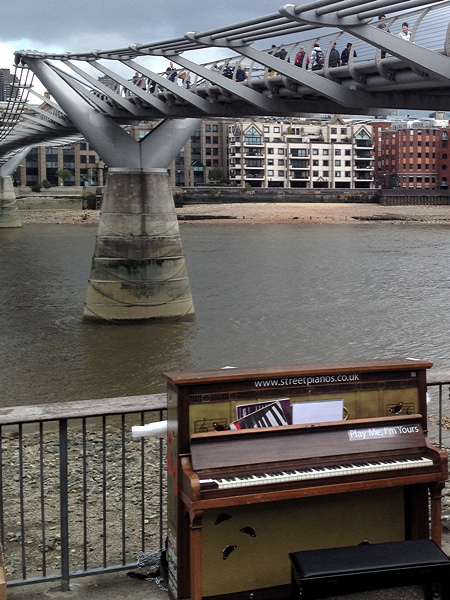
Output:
top-left (189, 510), bottom-right (204, 600)
top-left (429, 483), bottom-right (445, 547)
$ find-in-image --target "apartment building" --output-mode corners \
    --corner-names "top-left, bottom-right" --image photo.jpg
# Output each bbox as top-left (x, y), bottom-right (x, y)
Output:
top-left (228, 117), bottom-right (374, 188)
top-left (371, 117), bottom-right (450, 189)
top-left (0, 69), bottom-right (18, 102)
top-left (13, 119), bottom-right (231, 188)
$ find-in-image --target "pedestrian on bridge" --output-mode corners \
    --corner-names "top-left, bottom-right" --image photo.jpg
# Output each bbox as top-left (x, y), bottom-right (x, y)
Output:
top-left (235, 63), bottom-right (248, 82)
top-left (328, 42), bottom-right (340, 67)
top-left (341, 42), bottom-right (356, 66)
top-left (165, 62), bottom-right (178, 82)
top-left (377, 15), bottom-right (390, 58)
top-left (310, 43), bottom-right (325, 71)
top-left (294, 46), bottom-right (309, 68)
top-left (398, 22), bottom-right (411, 41)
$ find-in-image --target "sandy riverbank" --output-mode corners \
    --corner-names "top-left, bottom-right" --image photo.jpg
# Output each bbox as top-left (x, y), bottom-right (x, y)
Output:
top-left (18, 202), bottom-right (450, 225)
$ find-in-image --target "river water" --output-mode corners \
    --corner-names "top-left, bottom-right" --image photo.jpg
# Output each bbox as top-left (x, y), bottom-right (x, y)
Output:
top-left (1, 221), bottom-right (450, 408)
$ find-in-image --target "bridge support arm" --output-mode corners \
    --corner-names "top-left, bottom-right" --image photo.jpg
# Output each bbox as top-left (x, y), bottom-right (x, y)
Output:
top-left (24, 58), bottom-right (140, 169)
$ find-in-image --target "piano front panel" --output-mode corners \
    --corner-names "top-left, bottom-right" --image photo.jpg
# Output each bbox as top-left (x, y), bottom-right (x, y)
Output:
top-left (200, 488), bottom-right (405, 597)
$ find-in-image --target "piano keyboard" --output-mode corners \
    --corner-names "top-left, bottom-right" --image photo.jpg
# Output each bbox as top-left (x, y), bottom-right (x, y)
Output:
top-left (200, 456), bottom-right (434, 490)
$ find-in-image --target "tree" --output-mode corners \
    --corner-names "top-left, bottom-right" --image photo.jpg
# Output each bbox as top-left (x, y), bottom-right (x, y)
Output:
top-left (54, 169), bottom-right (73, 185)
top-left (208, 166), bottom-right (229, 184)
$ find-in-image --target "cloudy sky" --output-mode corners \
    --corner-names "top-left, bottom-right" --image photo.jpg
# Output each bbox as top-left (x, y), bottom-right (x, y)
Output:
top-left (1, 0), bottom-right (283, 70)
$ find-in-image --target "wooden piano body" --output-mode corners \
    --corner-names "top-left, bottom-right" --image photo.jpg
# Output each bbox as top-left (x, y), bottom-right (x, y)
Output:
top-left (163, 358), bottom-right (448, 600)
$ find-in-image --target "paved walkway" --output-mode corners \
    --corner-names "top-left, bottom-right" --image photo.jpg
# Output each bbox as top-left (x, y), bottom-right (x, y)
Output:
top-left (7, 525), bottom-right (450, 600)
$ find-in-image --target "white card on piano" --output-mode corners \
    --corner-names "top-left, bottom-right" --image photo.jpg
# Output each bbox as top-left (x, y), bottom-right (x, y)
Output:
top-left (292, 399), bottom-right (344, 424)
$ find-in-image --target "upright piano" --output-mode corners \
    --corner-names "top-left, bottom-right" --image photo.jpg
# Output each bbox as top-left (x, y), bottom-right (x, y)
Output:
top-left (163, 358), bottom-right (448, 600)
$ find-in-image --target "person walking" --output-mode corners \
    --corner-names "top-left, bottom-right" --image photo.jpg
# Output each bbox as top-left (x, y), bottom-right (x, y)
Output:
top-left (341, 42), bottom-right (356, 66)
top-left (377, 14), bottom-right (390, 58)
top-left (294, 46), bottom-right (310, 68)
top-left (328, 42), bottom-right (340, 67)
top-left (310, 43), bottom-right (325, 71)
top-left (398, 22), bottom-right (411, 41)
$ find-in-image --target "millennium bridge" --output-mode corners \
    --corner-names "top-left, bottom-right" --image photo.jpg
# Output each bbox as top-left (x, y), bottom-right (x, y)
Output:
top-left (1, 0), bottom-right (450, 321)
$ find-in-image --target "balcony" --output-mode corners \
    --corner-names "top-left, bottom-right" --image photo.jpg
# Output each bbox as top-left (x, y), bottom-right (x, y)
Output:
top-left (355, 152), bottom-right (374, 159)
top-left (290, 171), bottom-right (309, 179)
top-left (354, 164), bottom-right (374, 171)
top-left (244, 161), bottom-right (264, 168)
top-left (244, 172), bottom-right (264, 179)
top-left (290, 160), bottom-right (309, 169)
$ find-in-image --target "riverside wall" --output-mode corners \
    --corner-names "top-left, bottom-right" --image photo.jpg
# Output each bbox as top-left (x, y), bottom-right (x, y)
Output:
top-left (12, 185), bottom-right (450, 208)
top-left (176, 187), bottom-right (450, 206)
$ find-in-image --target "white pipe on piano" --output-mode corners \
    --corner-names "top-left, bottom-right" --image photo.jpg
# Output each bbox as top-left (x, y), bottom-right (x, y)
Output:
top-left (131, 420), bottom-right (168, 439)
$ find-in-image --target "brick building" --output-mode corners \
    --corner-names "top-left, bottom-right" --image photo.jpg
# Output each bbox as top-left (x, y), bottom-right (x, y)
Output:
top-left (370, 117), bottom-right (450, 190)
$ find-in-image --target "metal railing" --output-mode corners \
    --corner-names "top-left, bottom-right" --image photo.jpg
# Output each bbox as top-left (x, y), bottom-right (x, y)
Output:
top-left (0, 394), bottom-right (167, 591)
top-left (1, 379), bottom-right (448, 592)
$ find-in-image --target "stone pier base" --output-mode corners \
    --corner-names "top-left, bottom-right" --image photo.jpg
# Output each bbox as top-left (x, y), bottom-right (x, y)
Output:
top-left (0, 177), bottom-right (22, 228)
top-left (83, 169), bottom-right (194, 321)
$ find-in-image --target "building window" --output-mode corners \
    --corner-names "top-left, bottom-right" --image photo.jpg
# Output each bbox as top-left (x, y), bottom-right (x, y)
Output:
top-left (313, 149), bottom-right (319, 155)
top-left (335, 149), bottom-right (341, 155)
top-left (278, 159), bottom-right (285, 166)
top-left (274, 127), bottom-right (280, 133)
top-left (341, 128), bottom-right (347, 134)
top-left (345, 171), bottom-right (351, 177)
top-left (244, 126), bottom-right (262, 145)
top-left (331, 128), bottom-right (337, 134)
top-left (313, 160), bottom-right (319, 166)
top-left (278, 170), bottom-right (285, 176)
top-left (335, 160), bottom-right (341, 166)
top-left (323, 149), bottom-right (329, 155)
top-left (313, 170), bottom-right (319, 177)
top-left (268, 148), bottom-right (274, 154)
top-left (264, 126), bottom-right (270, 132)
top-left (205, 125), bottom-right (211, 132)
top-left (335, 171), bottom-right (341, 177)
top-left (267, 170), bottom-right (274, 176)
top-left (323, 160), bottom-right (329, 166)
top-left (268, 159), bottom-right (274, 165)
top-left (323, 171), bottom-right (329, 177)
top-left (278, 148), bottom-right (284, 155)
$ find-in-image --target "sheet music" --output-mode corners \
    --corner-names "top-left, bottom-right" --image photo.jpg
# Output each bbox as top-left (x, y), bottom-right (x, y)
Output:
top-left (292, 399), bottom-right (344, 424)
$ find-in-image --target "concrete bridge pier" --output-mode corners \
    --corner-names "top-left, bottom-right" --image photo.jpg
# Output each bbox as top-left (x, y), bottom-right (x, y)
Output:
top-left (17, 58), bottom-right (199, 320)
top-left (0, 176), bottom-right (21, 228)
top-left (0, 149), bottom-right (30, 228)
top-left (84, 168), bottom-right (194, 321)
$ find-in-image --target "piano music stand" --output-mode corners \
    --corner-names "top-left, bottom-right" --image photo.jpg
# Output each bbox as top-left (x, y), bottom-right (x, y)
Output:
top-left (289, 539), bottom-right (450, 600)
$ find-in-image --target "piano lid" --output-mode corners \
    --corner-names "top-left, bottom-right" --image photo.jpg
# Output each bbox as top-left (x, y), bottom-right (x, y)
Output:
top-left (190, 414), bottom-right (428, 473)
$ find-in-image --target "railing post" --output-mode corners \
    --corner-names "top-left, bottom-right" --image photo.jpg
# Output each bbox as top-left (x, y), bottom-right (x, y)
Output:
top-left (59, 418), bottom-right (70, 591)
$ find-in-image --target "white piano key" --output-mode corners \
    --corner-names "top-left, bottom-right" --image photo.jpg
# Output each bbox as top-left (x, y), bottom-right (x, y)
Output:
top-left (204, 456), bottom-right (434, 490)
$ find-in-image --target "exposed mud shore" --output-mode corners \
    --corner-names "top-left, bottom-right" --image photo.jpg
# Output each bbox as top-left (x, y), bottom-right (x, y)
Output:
top-left (18, 203), bottom-right (450, 225)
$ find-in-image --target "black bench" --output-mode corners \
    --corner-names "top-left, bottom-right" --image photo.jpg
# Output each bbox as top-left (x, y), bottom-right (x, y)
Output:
top-left (289, 539), bottom-right (450, 600)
